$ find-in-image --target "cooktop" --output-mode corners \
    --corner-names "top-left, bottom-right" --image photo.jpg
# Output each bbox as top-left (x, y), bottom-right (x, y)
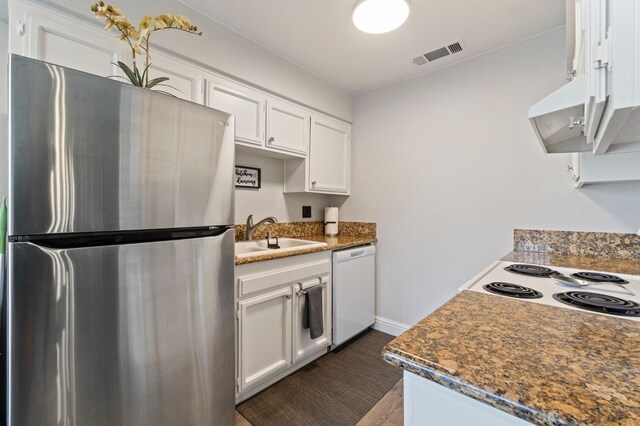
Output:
top-left (461, 261), bottom-right (640, 321)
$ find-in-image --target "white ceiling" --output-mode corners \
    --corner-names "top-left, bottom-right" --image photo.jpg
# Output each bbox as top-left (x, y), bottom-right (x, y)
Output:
top-left (180, 0), bottom-right (565, 93)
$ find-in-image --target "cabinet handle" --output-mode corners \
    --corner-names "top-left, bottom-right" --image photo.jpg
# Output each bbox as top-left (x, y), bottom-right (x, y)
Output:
top-left (566, 165), bottom-right (574, 172)
top-left (17, 20), bottom-right (25, 36)
top-left (568, 116), bottom-right (584, 130)
top-left (285, 294), bottom-right (291, 300)
top-left (311, 181), bottom-right (317, 187)
top-left (268, 137), bottom-right (275, 143)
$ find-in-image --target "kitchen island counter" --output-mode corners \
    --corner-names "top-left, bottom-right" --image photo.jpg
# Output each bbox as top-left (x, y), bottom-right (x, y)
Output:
top-left (383, 289), bottom-right (640, 425)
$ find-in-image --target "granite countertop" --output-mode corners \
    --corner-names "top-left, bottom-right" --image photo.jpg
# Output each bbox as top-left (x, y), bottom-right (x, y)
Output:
top-left (384, 292), bottom-right (640, 425)
top-left (234, 234), bottom-right (377, 265)
top-left (383, 256), bottom-right (640, 425)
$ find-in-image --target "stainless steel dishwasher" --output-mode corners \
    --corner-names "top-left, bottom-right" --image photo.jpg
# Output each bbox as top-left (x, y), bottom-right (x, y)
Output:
top-left (332, 244), bottom-right (376, 348)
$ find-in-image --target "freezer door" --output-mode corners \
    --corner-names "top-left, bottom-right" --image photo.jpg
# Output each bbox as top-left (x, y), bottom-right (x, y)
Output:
top-left (9, 55), bottom-right (234, 235)
top-left (7, 231), bottom-right (235, 426)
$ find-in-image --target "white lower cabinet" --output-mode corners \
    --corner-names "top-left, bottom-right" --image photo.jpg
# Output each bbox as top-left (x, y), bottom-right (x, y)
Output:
top-left (235, 252), bottom-right (332, 400)
top-left (293, 276), bottom-right (331, 362)
top-left (238, 286), bottom-right (292, 391)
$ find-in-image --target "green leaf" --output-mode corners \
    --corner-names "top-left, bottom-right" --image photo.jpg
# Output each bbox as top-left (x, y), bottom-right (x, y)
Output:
top-left (116, 61), bottom-right (143, 86)
top-left (133, 62), bottom-right (142, 85)
top-left (146, 76), bottom-right (170, 89)
top-left (141, 63), bottom-right (151, 86)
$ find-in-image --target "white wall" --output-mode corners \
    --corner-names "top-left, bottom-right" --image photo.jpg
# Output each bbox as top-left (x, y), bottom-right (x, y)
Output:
top-left (37, 0), bottom-right (352, 121)
top-left (235, 151), bottom-right (329, 224)
top-left (333, 28), bottom-right (640, 327)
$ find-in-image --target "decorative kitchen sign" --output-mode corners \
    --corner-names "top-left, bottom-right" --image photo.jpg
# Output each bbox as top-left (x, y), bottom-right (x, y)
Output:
top-left (235, 166), bottom-right (261, 189)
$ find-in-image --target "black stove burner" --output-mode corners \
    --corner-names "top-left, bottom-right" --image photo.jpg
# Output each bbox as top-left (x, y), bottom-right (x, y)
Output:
top-left (553, 291), bottom-right (640, 317)
top-left (483, 282), bottom-right (543, 299)
top-left (571, 271), bottom-right (629, 285)
top-left (504, 264), bottom-right (559, 278)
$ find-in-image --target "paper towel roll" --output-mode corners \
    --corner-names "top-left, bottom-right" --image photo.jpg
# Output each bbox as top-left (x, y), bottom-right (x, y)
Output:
top-left (324, 207), bottom-right (339, 236)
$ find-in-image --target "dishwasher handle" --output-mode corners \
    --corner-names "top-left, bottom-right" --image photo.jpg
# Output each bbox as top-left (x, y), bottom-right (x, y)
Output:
top-left (333, 245), bottom-right (376, 263)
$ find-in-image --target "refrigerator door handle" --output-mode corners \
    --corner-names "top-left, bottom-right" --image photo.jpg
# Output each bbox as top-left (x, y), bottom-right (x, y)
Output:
top-left (9, 225), bottom-right (233, 249)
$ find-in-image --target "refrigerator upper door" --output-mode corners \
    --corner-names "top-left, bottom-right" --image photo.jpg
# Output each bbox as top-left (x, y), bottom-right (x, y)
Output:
top-left (8, 230), bottom-right (235, 426)
top-left (8, 55), bottom-right (235, 236)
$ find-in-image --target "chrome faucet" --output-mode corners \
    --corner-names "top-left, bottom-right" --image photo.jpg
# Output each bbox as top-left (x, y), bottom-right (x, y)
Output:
top-left (246, 214), bottom-right (278, 241)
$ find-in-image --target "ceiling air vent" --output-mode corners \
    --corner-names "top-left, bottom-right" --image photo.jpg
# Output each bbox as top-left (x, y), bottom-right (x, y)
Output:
top-left (412, 40), bottom-right (465, 66)
top-left (424, 47), bottom-right (449, 62)
top-left (447, 42), bottom-right (463, 53)
top-left (412, 56), bottom-right (428, 66)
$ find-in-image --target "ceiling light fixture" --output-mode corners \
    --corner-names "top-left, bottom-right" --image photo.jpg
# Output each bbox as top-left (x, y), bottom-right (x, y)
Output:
top-left (352, 0), bottom-right (410, 34)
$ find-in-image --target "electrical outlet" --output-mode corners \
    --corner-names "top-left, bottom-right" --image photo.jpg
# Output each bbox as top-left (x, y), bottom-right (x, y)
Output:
top-left (302, 206), bottom-right (312, 218)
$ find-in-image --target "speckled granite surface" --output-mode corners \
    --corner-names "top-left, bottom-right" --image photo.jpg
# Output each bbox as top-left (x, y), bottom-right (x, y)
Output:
top-left (234, 221), bottom-right (377, 265)
top-left (234, 221), bottom-right (376, 242)
top-left (503, 251), bottom-right (640, 276)
top-left (514, 229), bottom-right (640, 260)
top-left (383, 291), bottom-right (640, 426)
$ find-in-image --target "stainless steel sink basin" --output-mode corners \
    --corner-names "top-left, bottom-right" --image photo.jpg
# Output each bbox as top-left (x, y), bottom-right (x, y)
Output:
top-left (235, 238), bottom-right (327, 258)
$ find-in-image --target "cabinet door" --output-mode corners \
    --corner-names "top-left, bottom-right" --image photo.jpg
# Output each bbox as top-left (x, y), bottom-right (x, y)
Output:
top-left (584, 0), bottom-right (608, 146)
top-left (293, 276), bottom-right (331, 362)
top-left (238, 287), bottom-right (292, 391)
top-left (309, 116), bottom-right (350, 194)
top-left (146, 51), bottom-right (204, 102)
top-left (266, 99), bottom-right (310, 155)
top-left (207, 76), bottom-right (266, 147)
top-left (10, 1), bottom-right (127, 77)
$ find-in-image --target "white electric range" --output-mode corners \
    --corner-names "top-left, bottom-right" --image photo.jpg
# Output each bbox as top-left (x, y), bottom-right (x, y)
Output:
top-left (459, 261), bottom-right (640, 321)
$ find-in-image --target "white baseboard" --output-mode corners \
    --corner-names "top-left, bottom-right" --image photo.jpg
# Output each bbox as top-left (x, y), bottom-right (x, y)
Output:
top-left (372, 315), bottom-right (410, 337)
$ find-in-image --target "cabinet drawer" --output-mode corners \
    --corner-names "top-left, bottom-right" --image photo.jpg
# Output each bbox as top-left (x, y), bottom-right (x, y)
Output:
top-left (238, 259), bottom-right (331, 297)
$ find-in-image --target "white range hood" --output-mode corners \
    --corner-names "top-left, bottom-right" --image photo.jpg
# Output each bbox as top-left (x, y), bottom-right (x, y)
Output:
top-left (528, 75), bottom-right (590, 154)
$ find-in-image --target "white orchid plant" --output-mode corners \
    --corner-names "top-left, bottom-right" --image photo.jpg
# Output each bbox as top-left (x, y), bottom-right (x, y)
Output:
top-left (91, 2), bottom-right (202, 90)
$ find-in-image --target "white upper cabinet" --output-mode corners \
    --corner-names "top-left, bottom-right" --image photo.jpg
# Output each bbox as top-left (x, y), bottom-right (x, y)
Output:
top-left (588, 0), bottom-right (640, 154)
top-left (9, 0), bottom-right (351, 194)
top-left (9, 0), bottom-right (128, 77)
top-left (266, 99), bottom-right (310, 156)
top-left (146, 51), bottom-right (204, 103)
top-left (309, 116), bottom-right (350, 194)
top-left (530, 0), bottom-right (640, 155)
top-left (571, 151), bottom-right (640, 187)
top-left (284, 115), bottom-right (351, 195)
top-left (206, 75), bottom-right (266, 147)
top-left (583, 0), bottom-right (607, 146)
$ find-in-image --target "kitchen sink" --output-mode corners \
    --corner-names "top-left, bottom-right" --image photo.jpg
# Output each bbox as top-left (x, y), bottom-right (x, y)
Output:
top-left (235, 238), bottom-right (328, 258)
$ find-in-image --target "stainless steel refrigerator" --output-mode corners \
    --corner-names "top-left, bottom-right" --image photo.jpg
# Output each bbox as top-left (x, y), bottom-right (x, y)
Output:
top-left (5, 55), bottom-right (236, 425)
